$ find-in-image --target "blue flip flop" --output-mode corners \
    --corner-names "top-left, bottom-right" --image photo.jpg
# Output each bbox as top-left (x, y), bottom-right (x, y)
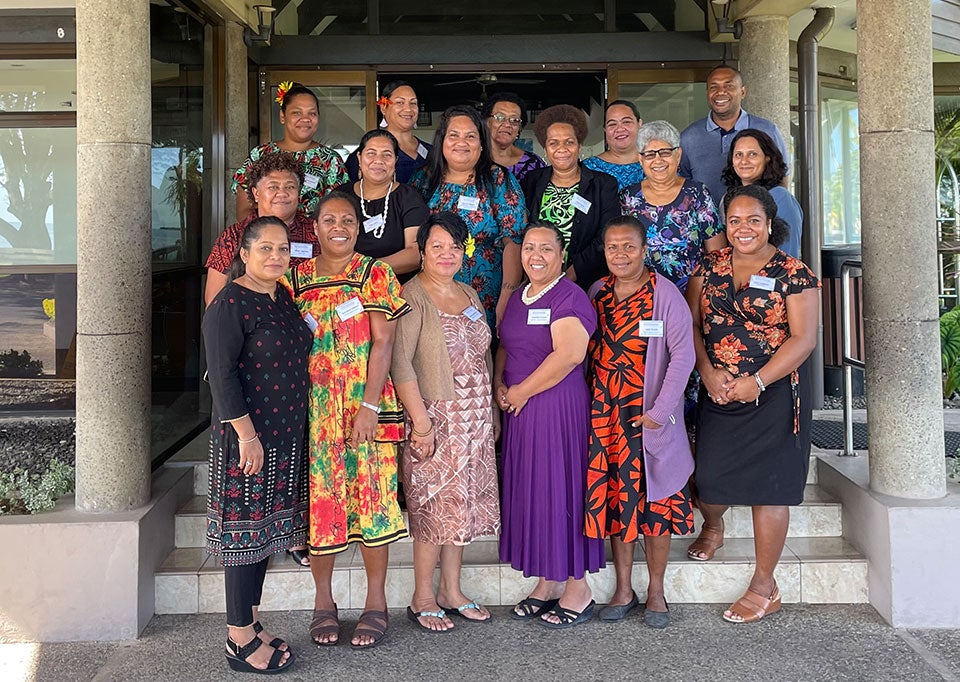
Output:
top-left (438, 601), bottom-right (491, 622)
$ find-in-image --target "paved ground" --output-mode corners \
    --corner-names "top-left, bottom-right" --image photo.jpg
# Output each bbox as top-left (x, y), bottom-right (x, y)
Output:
top-left (3, 604), bottom-right (958, 682)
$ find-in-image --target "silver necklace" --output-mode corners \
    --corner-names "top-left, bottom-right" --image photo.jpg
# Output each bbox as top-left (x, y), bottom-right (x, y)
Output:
top-left (358, 179), bottom-right (392, 239)
top-left (521, 275), bottom-right (564, 305)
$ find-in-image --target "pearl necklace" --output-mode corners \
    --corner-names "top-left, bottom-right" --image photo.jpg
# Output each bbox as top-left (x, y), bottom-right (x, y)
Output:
top-left (521, 275), bottom-right (564, 305)
top-left (359, 179), bottom-right (392, 239)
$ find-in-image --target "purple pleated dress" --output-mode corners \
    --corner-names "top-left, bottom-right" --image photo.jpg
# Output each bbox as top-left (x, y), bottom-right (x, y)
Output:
top-left (498, 278), bottom-right (606, 581)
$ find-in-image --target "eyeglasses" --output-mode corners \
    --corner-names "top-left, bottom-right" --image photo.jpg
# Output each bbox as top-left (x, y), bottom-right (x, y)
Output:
top-left (639, 146), bottom-right (679, 160)
top-left (490, 113), bottom-right (523, 128)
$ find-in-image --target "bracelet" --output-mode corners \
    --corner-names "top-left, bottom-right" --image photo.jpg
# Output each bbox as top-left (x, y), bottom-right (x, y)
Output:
top-left (411, 423), bottom-right (434, 438)
top-left (754, 373), bottom-right (766, 406)
top-left (360, 400), bottom-right (381, 414)
top-left (237, 434), bottom-right (258, 444)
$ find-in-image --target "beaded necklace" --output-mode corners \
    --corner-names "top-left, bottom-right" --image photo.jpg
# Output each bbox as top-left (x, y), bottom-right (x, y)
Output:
top-left (358, 179), bottom-right (392, 239)
top-left (521, 274), bottom-right (564, 305)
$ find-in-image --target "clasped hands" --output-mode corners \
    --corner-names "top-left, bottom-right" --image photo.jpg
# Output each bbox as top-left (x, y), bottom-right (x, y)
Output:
top-left (703, 368), bottom-right (761, 405)
top-left (496, 383), bottom-right (529, 417)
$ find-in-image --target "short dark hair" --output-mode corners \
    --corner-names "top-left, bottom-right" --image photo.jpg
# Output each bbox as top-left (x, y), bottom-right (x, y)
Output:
top-left (722, 184), bottom-right (790, 248)
top-left (357, 128), bottom-right (400, 157)
top-left (721, 128), bottom-right (789, 190)
top-left (524, 220), bottom-right (567, 251)
top-left (230, 215), bottom-right (289, 280)
top-left (481, 92), bottom-right (529, 129)
top-left (706, 64), bottom-right (743, 84)
top-left (312, 189), bottom-right (361, 222)
top-left (601, 214), bottom-right (647, 247)
top-left (416, 211), bottom-right (470, 253)
top-left (245, 152), bottom-right (304, 203)
top-left (419, 105), bottom-right (496, 199)
top-left (533, 104), bottom-right (589, 147)
top-left (279, 83), bottom-right (319, 112)
top-left (604, 99), bottom-right (641, 121)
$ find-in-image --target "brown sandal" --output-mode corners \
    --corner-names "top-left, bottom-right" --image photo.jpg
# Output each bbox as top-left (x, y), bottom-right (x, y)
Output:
top-left (351, 609), bottom-right (388, 649)
top-left (687, 521), bottom-right (724, 561)
top-left (310, 605), bottom-right (339, 646)
top-left (723, 585), bottom-right (781, 623)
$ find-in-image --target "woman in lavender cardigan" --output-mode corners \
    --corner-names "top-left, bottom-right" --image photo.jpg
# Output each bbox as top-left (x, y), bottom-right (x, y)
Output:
top-left (584, 215), bottom-right (696, 629)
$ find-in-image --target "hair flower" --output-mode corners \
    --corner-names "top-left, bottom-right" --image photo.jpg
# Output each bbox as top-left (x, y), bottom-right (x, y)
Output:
top-left (275, 81), bottom-right (293, 105)
top-left (463, 233), bottom-right (476, 258)
top-left (377, 96), bottom-right (393, 108)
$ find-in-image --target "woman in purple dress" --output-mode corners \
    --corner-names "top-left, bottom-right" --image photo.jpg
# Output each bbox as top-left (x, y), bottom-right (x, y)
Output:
top-left (495, 221), bottom-right (605, 630)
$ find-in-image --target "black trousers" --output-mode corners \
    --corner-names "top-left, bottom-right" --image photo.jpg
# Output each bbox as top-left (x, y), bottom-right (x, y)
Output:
top-left (224, 557), bottom-right (270, 627)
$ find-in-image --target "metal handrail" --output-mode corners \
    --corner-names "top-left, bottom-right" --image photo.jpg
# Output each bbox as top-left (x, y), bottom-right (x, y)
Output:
top-left (840, 260), bottom-right (864, 456)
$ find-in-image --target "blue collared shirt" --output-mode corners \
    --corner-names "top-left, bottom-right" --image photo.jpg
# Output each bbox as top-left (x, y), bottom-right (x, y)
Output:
top-left (678, 109), bottom-right (789, 203)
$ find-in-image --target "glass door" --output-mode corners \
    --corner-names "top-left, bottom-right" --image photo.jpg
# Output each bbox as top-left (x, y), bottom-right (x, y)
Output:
top-left (607, 67), bottom-right (711, 132)
top-left (258, 69), bottom-right (377, 161)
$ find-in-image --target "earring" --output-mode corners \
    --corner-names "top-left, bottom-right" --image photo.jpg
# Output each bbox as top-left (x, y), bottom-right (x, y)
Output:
top-left (768, 226), bottom-right (772, 235)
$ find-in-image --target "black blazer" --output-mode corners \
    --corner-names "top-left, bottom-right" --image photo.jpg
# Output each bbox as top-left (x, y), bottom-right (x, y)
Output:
top-left (521, 164), bottom-right (619, 289)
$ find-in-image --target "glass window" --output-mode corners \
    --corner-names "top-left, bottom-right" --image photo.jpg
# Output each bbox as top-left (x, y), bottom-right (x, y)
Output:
top-left (0, 59), bottom-right (76, 112)
top-left (616, 81), bottom-right (709, 133)
top-left (936, 95), bottom-right (960, 307)
top-left (820, 85), bottom-right (861, 246)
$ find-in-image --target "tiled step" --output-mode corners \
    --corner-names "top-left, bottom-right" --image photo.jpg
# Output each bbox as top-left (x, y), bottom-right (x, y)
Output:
top-left (175, 480), bottom-right (839, 549)
top-left (155, 536), bottom-right (867, 615)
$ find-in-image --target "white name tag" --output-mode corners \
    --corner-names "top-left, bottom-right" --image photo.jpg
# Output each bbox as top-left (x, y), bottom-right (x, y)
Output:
top-left (303, 173), bottom-right (321, 190)
top-left (457, 195), bottom-right (480, 212)
top-left (527, 308), bottom-right (551, 325)
top-left (290, 241), bottom-right (313, 258)
top-left (363, 214), bottom-right (385, 233)
top-left (749, 274), bottom-right (777, 292)
top-left (638, 319), bottom-right (664, 337)
top-left (462, 305), bottom-right (484, 322)
top-left (303, 312), bottom-right (318, 332)
top-left (571, 193), bottom-right (592, 214)
top-left (335, 296), bottom-right (364, 322)
top-left (417, 142), bottom-right (429, 158)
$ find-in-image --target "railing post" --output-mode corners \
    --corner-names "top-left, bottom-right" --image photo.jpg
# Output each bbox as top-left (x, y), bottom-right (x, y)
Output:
top-left (840, 260), bottom-right (864, 456)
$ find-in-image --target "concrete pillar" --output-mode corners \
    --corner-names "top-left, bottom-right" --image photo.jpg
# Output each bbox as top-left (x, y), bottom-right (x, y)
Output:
top-left (224, 21), bottom-right (248, 227)
top-left (857, 0), bottom-right (946, 499)
top-left (738, 15), bottom-right (792, 152)
top-left (75, 0), bottom-right (152, 511)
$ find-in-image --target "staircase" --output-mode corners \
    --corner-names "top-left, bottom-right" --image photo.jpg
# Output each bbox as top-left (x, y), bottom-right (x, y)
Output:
top-left (155, 448), bottom-right (868, 615)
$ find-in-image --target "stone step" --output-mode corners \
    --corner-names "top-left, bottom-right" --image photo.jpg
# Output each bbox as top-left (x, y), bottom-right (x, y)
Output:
top-left (174, 480), bottom-right (840, 549)
top-left (155, 536), bottom-right (867, 615)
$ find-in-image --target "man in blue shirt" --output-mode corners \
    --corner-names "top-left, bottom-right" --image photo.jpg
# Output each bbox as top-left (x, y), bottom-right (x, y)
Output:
top-left (679, 64), bottom-right (789, 203)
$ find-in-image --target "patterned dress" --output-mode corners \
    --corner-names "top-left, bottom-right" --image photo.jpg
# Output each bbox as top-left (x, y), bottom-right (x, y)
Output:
top-left (508, 150), bottom-right (547, 181)
top-left (694, 247), bottom-right (820, 506)
top-left (620, 178), bottom-right (722, 292)
top-left (205, 212), bottom-right (319, 275)
top-left (583, 156), bottom-right (645, 192)
top-left (232, 142), bottom-right (348, 217)
top-left (288, 254), bottom-right (411, 555)
top-left (401, 310), bottom-right (500, 545)
top-left (410, 165), bottom-right (526, 330)
top-left (203, 282), bottom-right (312, 566)
top-left (537, 182), bottom-right (579, 246)
top-left (584, 274), bottom-right (695, 542)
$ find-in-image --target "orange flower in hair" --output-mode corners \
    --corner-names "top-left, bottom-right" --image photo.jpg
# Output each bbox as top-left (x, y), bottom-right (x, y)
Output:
top-left (275, 81), bottom-right (293, 105)
top-left (377, 96), bottom-right (393, 107)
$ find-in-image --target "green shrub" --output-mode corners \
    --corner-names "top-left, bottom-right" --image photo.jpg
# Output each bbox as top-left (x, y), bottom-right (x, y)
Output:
top-left (0, 349), bottom-right (43, 378)
top-left (0, 459), bottom-right (74, 515)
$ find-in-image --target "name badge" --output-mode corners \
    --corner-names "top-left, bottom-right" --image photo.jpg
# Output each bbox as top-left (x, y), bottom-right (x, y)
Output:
top-left (571, 193), bottom-right (592, 214)
top-left (457, 195), bottom-right (480, 212)
top-left (462, 305), bottom-right (484, 322)
top-left (303, 173), bottom-right (321, 190)
top-left (638, 320), bottom-right (664, 337)
top-left (417, 142), bottom-right (429, 158)
top-left (749, 275), bottom-right (776, 292)
top-left (527, 308), bottom-right (551, 325)
top-left (303, 312), bottom-right (318, 332)
top-left (363, 214), bottom-right (385, 233)
top-left (335, 296), bottom-right (364, 322)
top-left (290, 241), bottom-right (313, 258)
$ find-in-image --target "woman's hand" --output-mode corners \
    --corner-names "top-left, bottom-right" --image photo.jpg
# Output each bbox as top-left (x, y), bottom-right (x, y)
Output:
top-left (350, 405), bottom-right (379, 446)
top-left (701, 366), bottom-right (735, 405)
top-left (630, 413), bottom-right (663, 429)
top-left (409, 419), bottom-right (436, 460)
top-left (722, 375), bottom-right (762, 404)
top-left (502, 385), bottom-right (530, 416)
top-left (238, 439), bottom-right (264, 476)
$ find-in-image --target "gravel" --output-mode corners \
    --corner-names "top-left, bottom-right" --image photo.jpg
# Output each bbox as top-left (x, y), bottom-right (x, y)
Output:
top-left (0, 417), bottom-right (75, 477)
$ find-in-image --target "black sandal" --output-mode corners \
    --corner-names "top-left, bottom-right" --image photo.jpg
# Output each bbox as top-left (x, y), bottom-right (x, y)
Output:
top-left (286, 548), bottom-right (311, 566)
top-left (252, 621), bottom-right (288, 650)
top-left (225, 635), bottom-right (295, 675)
top-left (510, 597), bottom-right (559, 621)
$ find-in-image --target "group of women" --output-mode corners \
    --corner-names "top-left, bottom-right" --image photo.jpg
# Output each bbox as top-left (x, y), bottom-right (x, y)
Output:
top-left (202, 78), bottom-right (819, 674)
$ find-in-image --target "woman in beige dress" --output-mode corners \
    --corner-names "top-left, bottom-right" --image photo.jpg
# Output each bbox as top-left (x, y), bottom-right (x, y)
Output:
top-left (392, 211), bottom-right (501, 632)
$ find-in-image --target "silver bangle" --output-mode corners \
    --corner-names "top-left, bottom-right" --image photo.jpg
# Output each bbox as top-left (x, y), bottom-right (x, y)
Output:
top-left (237, 434), bottom-right (258, 444)
top-left (754, 373), bottom-right (766, 406)
top-left (360, 400), bottom-right (381, 414)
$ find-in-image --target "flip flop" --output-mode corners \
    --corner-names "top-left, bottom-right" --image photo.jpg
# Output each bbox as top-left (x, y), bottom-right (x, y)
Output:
top-left (406, 606), bottom-right (452, 632)
top-left (438, 601), bottom-right (491, 622)
top-left (598, 592), bottom-right (639, 622)
top-left (539, 600), bottom-right (596, 630)
top-left (510, 597), bottom-right (559, 621)
top-left (351, 609), bottom-right (388, 649)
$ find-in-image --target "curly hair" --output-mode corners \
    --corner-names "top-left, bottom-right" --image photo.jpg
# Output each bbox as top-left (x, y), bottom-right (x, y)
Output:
top-left (244, 152), bottom-right (304, 203)
top-left (722, 184), bottom-right (790, 248)
top-left (720, 129), bottom-right (789, 191)
top-left (533, 104), bottom-right (589, 147)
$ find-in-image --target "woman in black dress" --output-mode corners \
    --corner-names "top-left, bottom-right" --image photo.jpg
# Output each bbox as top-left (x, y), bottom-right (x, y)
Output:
top-left (685, 185), bottom-right (819, 624)
top-left (203, 215), bottom-right (312, 673)
top-left (337, 129), bottom-right (430, 281)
